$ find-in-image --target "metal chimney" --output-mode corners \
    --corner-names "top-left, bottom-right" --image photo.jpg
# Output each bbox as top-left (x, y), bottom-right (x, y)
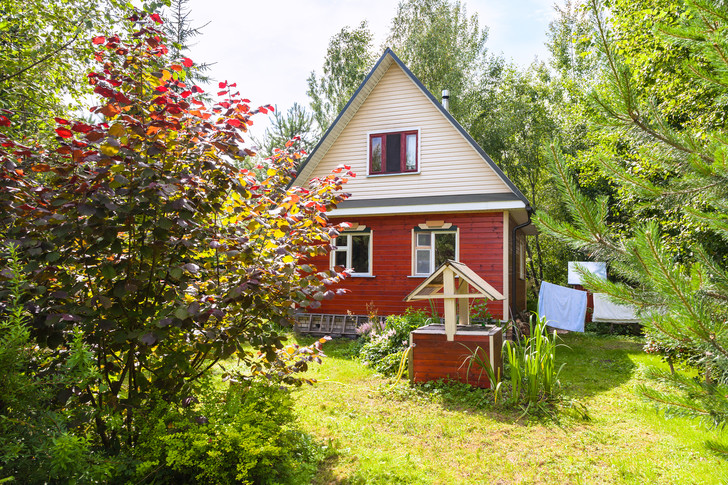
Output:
top-left (441, 89), bottom-right (450, 112)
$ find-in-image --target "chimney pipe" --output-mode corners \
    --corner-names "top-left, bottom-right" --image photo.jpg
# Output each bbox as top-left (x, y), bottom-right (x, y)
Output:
top-left (441, 89), bottom-right (450, 112)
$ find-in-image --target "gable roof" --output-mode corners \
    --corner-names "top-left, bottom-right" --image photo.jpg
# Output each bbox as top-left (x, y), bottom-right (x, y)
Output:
top-left (405, 260), bottom-right (505, 302)
top-left (293, 48), bottom-right (531, 208)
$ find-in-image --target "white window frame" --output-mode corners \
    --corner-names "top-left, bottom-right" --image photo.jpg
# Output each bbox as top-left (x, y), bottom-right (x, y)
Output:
top-left (331, 231), bottom-right (373, 277)
top-left (412, 228), bottom-right (459, 276)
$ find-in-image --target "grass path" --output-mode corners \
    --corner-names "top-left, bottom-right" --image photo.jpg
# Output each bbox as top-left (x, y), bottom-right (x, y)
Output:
top-left (292, 333), bottom-right (728, 484)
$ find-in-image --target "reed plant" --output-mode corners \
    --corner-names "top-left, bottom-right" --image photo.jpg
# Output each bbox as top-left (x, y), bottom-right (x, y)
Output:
top-left (504, 314), bottom-right (564, 405)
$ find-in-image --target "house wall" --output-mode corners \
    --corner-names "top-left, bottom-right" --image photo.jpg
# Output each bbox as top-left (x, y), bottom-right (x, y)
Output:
top-left (304, 62), bottom-right (511, 199)
top-left (307, 211), bottom-right (506, 319)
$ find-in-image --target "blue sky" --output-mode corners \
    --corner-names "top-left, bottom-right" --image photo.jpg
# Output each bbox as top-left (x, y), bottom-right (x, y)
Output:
top-left (186, 0), bottom-right (556, 137)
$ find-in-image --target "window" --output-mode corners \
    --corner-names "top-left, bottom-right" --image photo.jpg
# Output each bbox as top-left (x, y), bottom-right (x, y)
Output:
top-left (413, 230), bottom-right (457, 276)
top-left (332, 231), bottom-right (372, 276)
top-left (369, 130), bottom-right (418, 175)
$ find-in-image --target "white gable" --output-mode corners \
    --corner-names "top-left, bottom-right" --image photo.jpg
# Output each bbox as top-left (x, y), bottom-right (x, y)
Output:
top-left (293, 50), bottom-right (530, 219)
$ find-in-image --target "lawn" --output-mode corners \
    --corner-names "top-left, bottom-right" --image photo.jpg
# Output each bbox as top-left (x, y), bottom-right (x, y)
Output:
top-left (291, 332), bottom-right (728, 484)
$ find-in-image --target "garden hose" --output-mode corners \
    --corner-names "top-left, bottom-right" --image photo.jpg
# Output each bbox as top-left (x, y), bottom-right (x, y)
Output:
top-left (388, 346), bottom-right (413, 390)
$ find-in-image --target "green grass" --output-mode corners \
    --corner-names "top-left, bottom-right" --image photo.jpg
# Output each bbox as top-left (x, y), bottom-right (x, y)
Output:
top-left (291, 333), bottom-right (728, 484)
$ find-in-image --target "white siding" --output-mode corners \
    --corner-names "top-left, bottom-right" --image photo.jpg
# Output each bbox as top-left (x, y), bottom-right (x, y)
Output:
top-left (302, 63), bottom-right (511, 199)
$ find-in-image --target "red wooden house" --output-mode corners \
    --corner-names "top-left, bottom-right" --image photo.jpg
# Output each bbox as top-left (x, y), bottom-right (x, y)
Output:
top-left (292, 49), bottom-right (534, 325)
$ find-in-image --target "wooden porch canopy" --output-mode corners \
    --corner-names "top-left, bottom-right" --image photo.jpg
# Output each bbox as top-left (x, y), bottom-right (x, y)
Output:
top-left (405, 260), bottom-right (504, 341)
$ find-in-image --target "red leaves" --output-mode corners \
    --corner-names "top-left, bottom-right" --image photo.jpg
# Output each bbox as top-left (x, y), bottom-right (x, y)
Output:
top-left (55, 127), bottom-right (74, 139)
top-left (155, 86), bottom-right (169, 93)
top-left (226, 119), bottom-right (242, 128)
top-left (0, 115), bottom-right (9, 127)
top-left (150, 13), bottom-right (163, 24)
top-left (54, 117), bottom-right (69, 125)
top-left (71, 122), bottom-right (93, 134)
top-left (182, 57), bottom-right (193, 68)
top-left (92, 36), bottom-right (106, 45)
top-left (219, 81), bottom-right (227, 89)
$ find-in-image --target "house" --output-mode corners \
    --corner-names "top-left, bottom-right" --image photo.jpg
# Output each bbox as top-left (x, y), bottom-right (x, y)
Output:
top-left (292, 49), bottom-right (534, 324)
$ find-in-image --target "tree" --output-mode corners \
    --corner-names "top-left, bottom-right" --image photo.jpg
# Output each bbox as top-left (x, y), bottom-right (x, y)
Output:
top-left (536, 0), bottom-right (728, 453)
top-left (0, 0), bottom-right (143, 140)
top-left (307, 21), bottom-right (375, 132)
top-left (163, 0), bottom-right (213, 85)
top-left (385, 0), bottom-right (492, 127)
top-left (253, 102), bottom-right (317, 158)
top-left (0, 11), bottom-right (352, 465)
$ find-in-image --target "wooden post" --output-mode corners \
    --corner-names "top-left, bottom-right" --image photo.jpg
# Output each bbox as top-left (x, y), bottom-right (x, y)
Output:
top-left (457, 280), bottom-right (469, 326)
top-left (443, 267), bottom-right (457, 341)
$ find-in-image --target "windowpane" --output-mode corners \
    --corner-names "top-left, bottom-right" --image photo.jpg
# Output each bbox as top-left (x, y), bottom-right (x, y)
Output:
top-left (416, 233), bottom-right (430, 246)
top-left (406, 134), bottom-right (417, 170)
top-left (371, 137), bottom-right (382, 172)
top-left (386, 134), bottom-right (401, 172)
top-left (434, 233), bottom-right (456, 267)
top-left (350, 235), bottom-right (370, 273)
top-left (416, 249), bottom-right (430, 274)
top-left (335, 250), bottom-right (347, 268)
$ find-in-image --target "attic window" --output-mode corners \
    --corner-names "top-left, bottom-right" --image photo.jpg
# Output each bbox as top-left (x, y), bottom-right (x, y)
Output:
top-left (370, 131), bottom-right (418, 175)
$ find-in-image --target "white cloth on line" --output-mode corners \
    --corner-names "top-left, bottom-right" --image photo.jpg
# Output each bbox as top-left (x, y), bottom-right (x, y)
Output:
top-left (592, 293), bottom-right (640, 323)
top-left (537, 281), bottom-right (587, 332)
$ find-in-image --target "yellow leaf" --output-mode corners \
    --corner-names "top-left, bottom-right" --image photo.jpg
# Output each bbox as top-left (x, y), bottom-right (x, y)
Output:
top-left (109, 123), bottom-right (125, 137)
top-left (267, 168), bottom-right (276, 177)
top-left (286, 347), bottom-right (295, 355)
top-left (100, 143), bottom-right (119, 156)
top-left (282, 255), bottom-right (294, 263)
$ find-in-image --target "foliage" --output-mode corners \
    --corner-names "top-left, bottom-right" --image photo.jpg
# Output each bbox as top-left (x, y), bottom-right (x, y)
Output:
top-left (385, 0), bottom-right (492, 128)
top-left (0, 0), bottom-right (160, 140)
top-left (358, 308), bottom-right (431, 375)
top-left (0, 11), bottom-right (351, 466)
top-left (131, 379), bottom-right (323, 484)
top-left (0, 244), bottom-right (114, 483)
top-left (503, 315), bottom-right (564, 406)
top-left (162, 0), bottom-right (212, 85)
top-left (469, 299), bottom-right (495, 324)
top-left (536, 0), bottom-right (728, 434)
top-left (253, 102), bottom-right (317, 158)
top-left (306, 21), bottom-right (375, 132)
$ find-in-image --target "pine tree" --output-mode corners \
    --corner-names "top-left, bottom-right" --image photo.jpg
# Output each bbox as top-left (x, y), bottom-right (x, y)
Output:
top-left (163, 0), bottom-right (212, 85)
top-left (253, 103), bottom-right (317, 158)
top-left (536, 0), bottom-right (728, 454)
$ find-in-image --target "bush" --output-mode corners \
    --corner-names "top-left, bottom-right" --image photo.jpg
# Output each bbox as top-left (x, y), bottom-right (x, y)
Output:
top-left (131, 379), bottom-right (323, 484)
top-left (359, 308), bottom-right (431, 375)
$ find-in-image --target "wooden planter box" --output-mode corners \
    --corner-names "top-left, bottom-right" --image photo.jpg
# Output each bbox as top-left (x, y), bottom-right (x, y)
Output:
top-left (409, 324), bottom-right (503, 388)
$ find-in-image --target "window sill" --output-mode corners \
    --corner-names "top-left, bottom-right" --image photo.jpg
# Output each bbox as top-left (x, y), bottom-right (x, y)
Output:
top-left (350, 274), bottom-right (376, 278)
top-left (407, 275), bottom-right (429, 278)
top-left (366, 171), bottom-right (420, 178)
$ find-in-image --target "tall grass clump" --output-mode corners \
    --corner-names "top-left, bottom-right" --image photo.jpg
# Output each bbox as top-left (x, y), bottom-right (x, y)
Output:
top-left (504, 314), bottom-right (563, 406)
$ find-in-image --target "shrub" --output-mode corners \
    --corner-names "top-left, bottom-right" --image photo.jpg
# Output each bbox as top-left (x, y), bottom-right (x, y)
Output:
top-left (0, 11), bottom-right (350, 461)
top-left (359, 308), bottom-right (431, 375)
top-left (131, 379), bottom-right (323, 484)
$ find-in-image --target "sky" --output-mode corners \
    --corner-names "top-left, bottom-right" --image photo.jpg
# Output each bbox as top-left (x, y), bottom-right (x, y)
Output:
top-left (185, 0), bottom-right (556, 138)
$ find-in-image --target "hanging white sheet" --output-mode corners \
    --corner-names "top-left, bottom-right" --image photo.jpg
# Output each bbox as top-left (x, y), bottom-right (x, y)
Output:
top-left (537, 281), bottom-right (587, 332)
top-left (592, 293), bottom-right (640, 323)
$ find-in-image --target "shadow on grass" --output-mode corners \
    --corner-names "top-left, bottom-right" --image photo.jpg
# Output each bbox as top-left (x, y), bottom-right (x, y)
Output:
top-left (556, 332), bottom-right (643, 400)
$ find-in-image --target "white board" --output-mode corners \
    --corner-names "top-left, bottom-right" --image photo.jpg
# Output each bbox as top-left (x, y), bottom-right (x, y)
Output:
top-left (568, 262), bottom-right (607, 285)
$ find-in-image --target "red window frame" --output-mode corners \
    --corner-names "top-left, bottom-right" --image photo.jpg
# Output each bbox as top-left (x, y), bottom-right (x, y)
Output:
top-left (369, 130), bottom-right (418, 175)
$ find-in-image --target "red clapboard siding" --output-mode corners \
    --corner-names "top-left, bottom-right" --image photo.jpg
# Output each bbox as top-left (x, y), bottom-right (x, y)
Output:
top-left (411, 330), bottom-right (503, 388)
top-left (307, 212), bottom-right (505, 318)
